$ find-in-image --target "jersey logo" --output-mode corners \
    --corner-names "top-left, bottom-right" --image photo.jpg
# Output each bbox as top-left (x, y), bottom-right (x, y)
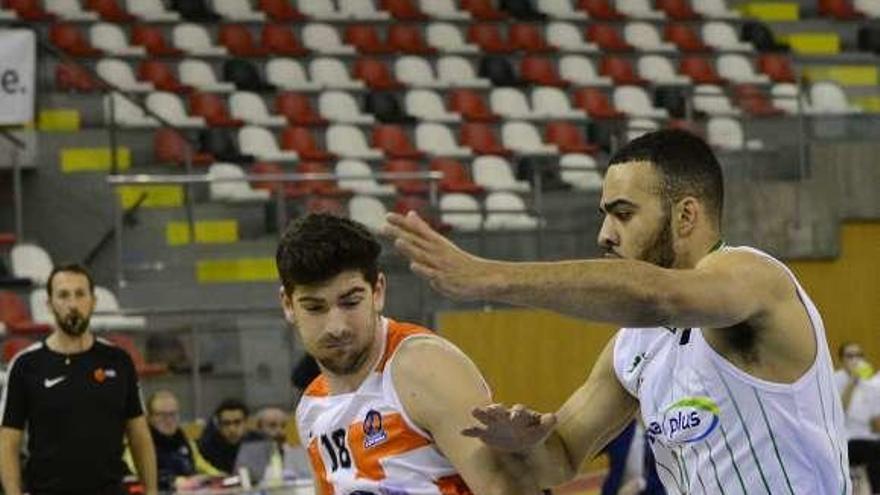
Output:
top-left (646, 396), bottom-right (720, 446)
top-left (627, 352), bottom-right (648, 373)
top-left (363, 409), bottom-right (388, 449)
top-left (93, 368), bottom-right (117, 384)
top-left (43, 376), bottom-right (66, 388)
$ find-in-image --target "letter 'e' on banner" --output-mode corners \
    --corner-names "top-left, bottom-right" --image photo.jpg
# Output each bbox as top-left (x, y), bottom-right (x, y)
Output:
top-left (0, 30), bottom-right (36, 125)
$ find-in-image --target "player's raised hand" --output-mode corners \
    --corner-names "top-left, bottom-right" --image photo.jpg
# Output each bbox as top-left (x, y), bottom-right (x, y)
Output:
top-left (461, 403), bottom-right (557, 453)
top-left (382, 211), bottom-right (493, 300)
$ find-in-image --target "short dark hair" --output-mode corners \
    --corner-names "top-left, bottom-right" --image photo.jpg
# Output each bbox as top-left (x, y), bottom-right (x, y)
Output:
top-left (276, 214), bottom-right (381, 294)
top-left (838, 342), bottom-right (859, 359)
top-left (214, 398), bottom-right (248, 418)
top-left (608, 129), bottom-right (724, 225)
top-left (47, 263), bottom-right (95, 297)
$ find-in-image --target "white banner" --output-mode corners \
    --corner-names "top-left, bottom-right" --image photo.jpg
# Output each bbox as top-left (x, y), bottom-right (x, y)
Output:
top-left (0, 30), bottom-right (36, 125)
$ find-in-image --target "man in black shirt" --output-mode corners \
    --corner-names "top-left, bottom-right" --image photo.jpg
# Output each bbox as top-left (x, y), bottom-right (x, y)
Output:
top-left (0, 263), bottom-right (157, 495)
top-left (197, 399), bottom-right (260, 473)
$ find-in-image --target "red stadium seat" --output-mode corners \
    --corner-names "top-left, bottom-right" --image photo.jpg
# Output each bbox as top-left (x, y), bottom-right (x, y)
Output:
top-left (154, 128), bottom-right (214, 166)
top-left (56, 62), bottom-right (104, 92)
top-left (50, 23), bottom-right (103, 57)
top-left (587, 24), bottom-right (633, 52)
top-left (372, 125), bottom-right (425, 159)
top-left (388, 25), bottom-right (436, 54)
top-left (261, 24), bottom-right (308, 56)
top-left (345, 25), bottom-right (392, 55)
top-left (219, 24), bottom-right (269, 57)
top-left (544, 122), bottom-right (599, 154)
top-left (105, 333), bottom-right (168, 377)
top-left (305, 196), bottom-right (346, 215)
top-left (572, 88), bottom-right (624, 119)
top-left (132, 25), bottom-right (183, 57)
top-left (383, 160), bottom-right (429, 195)
top-left (448, 89), bottom-right (498, 122)
top-left (459, 123), bottom-right (511, 157)
top-left (429, 158), bottom-right (485, 194)
top-left (679, 56), bottom-right (725, 85)
top-left (381, 0), bottom-right (427, 20)
top-left (461, 0), bottom-right (506, 20)
top-left (733, 85), bottom-right (784, 117)
top-left (138, 60), bottom-right (193, 93)
top-left (599, 56), bottom-right (646, 85)
top-left (274, 93), bottom-right (327, 126)
top-left (280, 127), bottom-right (336, 161)
top-left (354, 58), bottom-right (403, 90)
top-left (85, 0), bottom-right (135, 22)
top-left (467, 23), bottom-right (513, 54)
top-left (3, 337), bottom-right (36, 364)
top-left (665, 24), bottom-right (709, 52)
top-left (577, 0), bottom-right (624, 20)
top-left (758, 54), bottom-right (796, 83)
top-left (4, 0), bottom-right (55, 20)
top-left (297, 162), bottom-right (350, 197)
top-left (394, 195), bottom-right (451, 232)
top-left (656, 0), bottom-right (699, 20)
top-left (189, 93), bottom-right (244, 127)
top-left (818, 0), bottom-right (862, 20)
top-left (510, 23), bottom-right (555, 53)
top-left (520, 57), bottom-right (568, 87)
top-left (0, 291), bottom-right (51, 336)
top-left (258, 0), bottom-right (306, 21)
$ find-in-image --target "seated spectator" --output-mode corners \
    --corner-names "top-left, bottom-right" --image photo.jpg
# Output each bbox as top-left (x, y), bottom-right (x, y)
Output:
top-left (834, 342), bottom-right (880, 494)
top-left (197, 399), bottom-right (261, 474)
top-left (235, 406), bottom-right (312, 483)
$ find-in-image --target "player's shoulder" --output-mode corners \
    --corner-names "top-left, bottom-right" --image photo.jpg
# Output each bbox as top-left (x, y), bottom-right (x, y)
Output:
top-left (6, 340), bottom-right (45, 370)
top-left (94, 337), bottom-right (138, 366)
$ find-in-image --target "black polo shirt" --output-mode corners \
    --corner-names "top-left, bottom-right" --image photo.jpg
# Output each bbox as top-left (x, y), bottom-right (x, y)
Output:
top-left (0, 337), bottom-right (144, 494)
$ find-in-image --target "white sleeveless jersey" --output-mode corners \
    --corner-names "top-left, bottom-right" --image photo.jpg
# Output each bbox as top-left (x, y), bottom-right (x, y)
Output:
top-left (296, 317), bottom-right (473, 495)
top-left (613, 246), bottom-right (850, 495)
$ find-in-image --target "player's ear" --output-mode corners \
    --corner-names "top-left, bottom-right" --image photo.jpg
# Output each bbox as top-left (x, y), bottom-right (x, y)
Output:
top-left (674, 196), bottom-right (699, 238)
top-left (372, 273), bottom-right (387, 313)
top-left (279, 286), bottom-right (295, 324)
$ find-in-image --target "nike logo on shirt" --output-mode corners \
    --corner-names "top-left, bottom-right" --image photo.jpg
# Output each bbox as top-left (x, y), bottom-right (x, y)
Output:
top-left (43, 376), bottom-right (66, 388)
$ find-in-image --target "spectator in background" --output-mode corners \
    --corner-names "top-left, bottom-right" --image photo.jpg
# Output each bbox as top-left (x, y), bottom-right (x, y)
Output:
top-left (198, 399), bottom-right (261, 474)
top-left (235, 406), bottom-right (311, 484)
top-left (834, 342), bottom-right (880, 494)
top-left (144, 390), bottom-right (220, 490)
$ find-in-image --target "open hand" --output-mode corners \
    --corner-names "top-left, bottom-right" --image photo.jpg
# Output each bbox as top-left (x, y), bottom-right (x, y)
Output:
top-left (462, 403), bottom-right (557, 453)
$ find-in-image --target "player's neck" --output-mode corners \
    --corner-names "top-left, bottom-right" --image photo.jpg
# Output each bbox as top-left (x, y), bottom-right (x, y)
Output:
top-left (47, 330), bottom-right (94, 355)
top-left (325, 317), bottom-right (385, 394)
top-left (675, 230), bottom-right (723, 269)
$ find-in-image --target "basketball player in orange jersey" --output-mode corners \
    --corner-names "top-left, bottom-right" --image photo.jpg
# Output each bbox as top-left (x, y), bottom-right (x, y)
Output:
top-left (276, 214), bottom-right (539, 495)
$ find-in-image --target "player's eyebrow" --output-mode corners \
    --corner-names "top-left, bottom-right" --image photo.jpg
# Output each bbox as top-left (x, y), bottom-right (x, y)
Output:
top-left (599, 199), bottom-right (638, 214)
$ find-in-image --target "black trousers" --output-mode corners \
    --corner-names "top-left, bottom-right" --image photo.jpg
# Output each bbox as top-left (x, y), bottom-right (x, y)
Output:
top-left (849, 439), bottom-right (880, 493)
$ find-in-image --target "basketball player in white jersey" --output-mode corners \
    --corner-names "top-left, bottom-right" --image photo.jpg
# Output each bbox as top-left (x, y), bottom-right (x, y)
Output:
top-left (276, 214), bottom-right (538, 495)
top-left (383, 129), bottom-right (851, 494)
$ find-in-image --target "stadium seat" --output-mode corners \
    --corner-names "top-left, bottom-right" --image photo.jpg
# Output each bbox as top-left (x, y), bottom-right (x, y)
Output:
top-left (97, 59), bottom-right (153, 92)
top-left (680, 56), bottom-right (725, 85)
top-left (448, 89), bottom-right (498, 121)
top-left (421, 0), bottom-right (470, 19)
top-left (381, 0), bottom-right (427, 19)
top-left (460, 123), bottom-right (512, 157)
top-left (3, 337), bottom-right (37, 363)
top-left (462, 0), bottom-right (507, 19)
top-left (266, 59), bottom-right (321, 91)
top-left (587, 24), bottom-right (633, 51)
top-left (129, 0), bottom-right (180, 20)
top-left (230, 91), bottom-right (287, 126)
top-left (137, 60), bottom-right (193, 94)
top-left (600, 57), bottom-right (646, 85)
top-left (104, 93), bottom-right (160, 128)
top-left (440, 193), bottom-right (483, 231)
top-left (638, 55), bottom-right (691, 85)
top-left (624, 22), bottom-right (675, 51)
top-left (546, 21), bottom-right (598, 52)
top-left (50, 23), bottom-right (103, 57)
top-left (613, 86), bottom-right (669, 118)
top-left (305, 197), bottom-right (346, 216)
top-left (335, 160), bottom-right (396, 195)
top-left (416, 123), bottom-right (474, 157)
top-left (618, 0), bottom-right (664, 19)
top-left (132, 25), bottom-right (183, 57)
top-left (169, 0), bottom-right (220, 21)
top-left (372, 125), bottom-right (425, 159)
top-left (91, 287), bottom-right (146, 331)
top-left (472, 156), bottom-right (530, 192)
top-left (693, 85), bottom-right (741, 116)
top-left (741, 21), bottom-right (790, 53)
top-left (258, 0), bottom-right (306, 21)
top-left (274, 93), bottom-right (327, 126)
top-left (758, 54), bottom-right (796, 83)
top-left (354, 58), bottom-right (403, 90)
top-left (707, 117), bottom-right (763, 150)
top-left (259, 25), bottom-right (308, 56)
top-left (406, 89), bottom-right (461, 122)
top-left (319, 91), bottom-right (375, 124)
top-left (180, 59), bottom-right (236, 92)
top-left (326, 125), bottom-right (384, 159)
top-left (345, 24), bottom-right (392, 54)
top-left (468, 23), bottom-right (513, 53)
top-left (520, 57), bottom-right (569, 87)
top-left (237, 126), bottom-right (300, 162)
top-left (717, 54), bottom-right (771, 84)
top-left (280, 127), bottom-right (336, 161)
top-left (477, 56), bottom-right (521, 87)
top-left (810, 81), bottom-right (862, 114)
top-left (387, 25), bottom-right (435, 54)
top-left (222, 59), bottom-right (273, 92)
top-left (734, 85), bottom-right (784, 117)
top-left (198, 128), bottom-right (253, 162)
top-left (146, 92), bottom-right (207, 127)
top-left (395, 56), bottom-right (447, 88)
top-left (310, 58), bottom-right (366, 90)
top-left (490, 88), bottom-right (541, 120)
top-left (293, 162), bottom-right (349, 197)
top-left (348, 196), bottom-right (390, 233)
top-left (90, 24), bottom-right (145, 57)
top-left (219, 24), bottom-right (269, 57)
top-left (855, 0), bottom-right (880, 17)
top-left (46, 0), bottom-right (98, 20)
top-left (693, 0), bottom-right (740, 19)
top-left (154, 128), bottom-right (214, 165)
top-left (484, 192), bottom-right (539, 230)
top-left (299, 0), bottom-right (347, 20)
top-left (189, 93), bottom-right (243, 127)
top-left (532, 87), bottom-right (585, 120)
top-left (573, 87), bottom-right (624, 119)
top-left (208, 163), bottom-right (271, 203)
top-left (364, 92), bottom-right (415, 123)
top-left (11, 244), bottom-right (52, 286)
top-left (559, 153), bottom-right (602, 190)
top-left (0, 291), bottom-right (50, 335)
top-left (430, 158), bottom-right (484, 194)
top-left (703, 22), bottom-right (752, 51)
top-left (819, 0), bottom-right (862, 20)
top-left (383, 160), bottom-right (429, 195)
top-left (626, 118), bottom-right (660, 141)
top-left (5, 0), bottom-right (55, 20)
top-left (501, 121), bottom-right (559, 155)
top-left (56, 62), bottom-right (104, 92)
top-left (214, 0), bottom-right (266, 21)
top-left (173, 23), bottom-right (228, 56)
top-left (537, 0), bottom-right (588, 19)
top-left (427, 23), bottom-right (479, 53)
top-left (303, 23), bottom-right (356, 55)
top-left (501, 0), bottom-right (547, 20)
top-left (340, 0), bottom-right (391, 20)
top-left (510, 23), bottom-right (555, 52)
top-left (560, 55), bottom-right (613, 86)
top-left (664, 24), bottom-right (709, 52)
top-left (656, 0), bottom-right (698, 20)
top-left (578, 0), bottom-right (624, 20)
top-left (438, 56), bottom-right (491, 87)
top-left (545, 121), bottom-right (598, 153)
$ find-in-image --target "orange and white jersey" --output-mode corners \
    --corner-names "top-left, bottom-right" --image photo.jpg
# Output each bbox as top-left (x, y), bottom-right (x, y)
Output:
top-left (296, 317), bottom-right (476, 495)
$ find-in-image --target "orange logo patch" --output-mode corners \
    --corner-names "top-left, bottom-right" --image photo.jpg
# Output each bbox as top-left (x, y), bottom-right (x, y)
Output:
top-left (93, 368), bottom-right (106, 383)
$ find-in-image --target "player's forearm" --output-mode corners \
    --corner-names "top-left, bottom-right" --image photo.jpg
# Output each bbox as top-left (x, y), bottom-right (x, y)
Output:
top-left (128, 428), bottom-right (158, 494)
top-left (509, 431), bottom-right (578, 489)
top-left (0, 433), bottom-right (23, 495)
